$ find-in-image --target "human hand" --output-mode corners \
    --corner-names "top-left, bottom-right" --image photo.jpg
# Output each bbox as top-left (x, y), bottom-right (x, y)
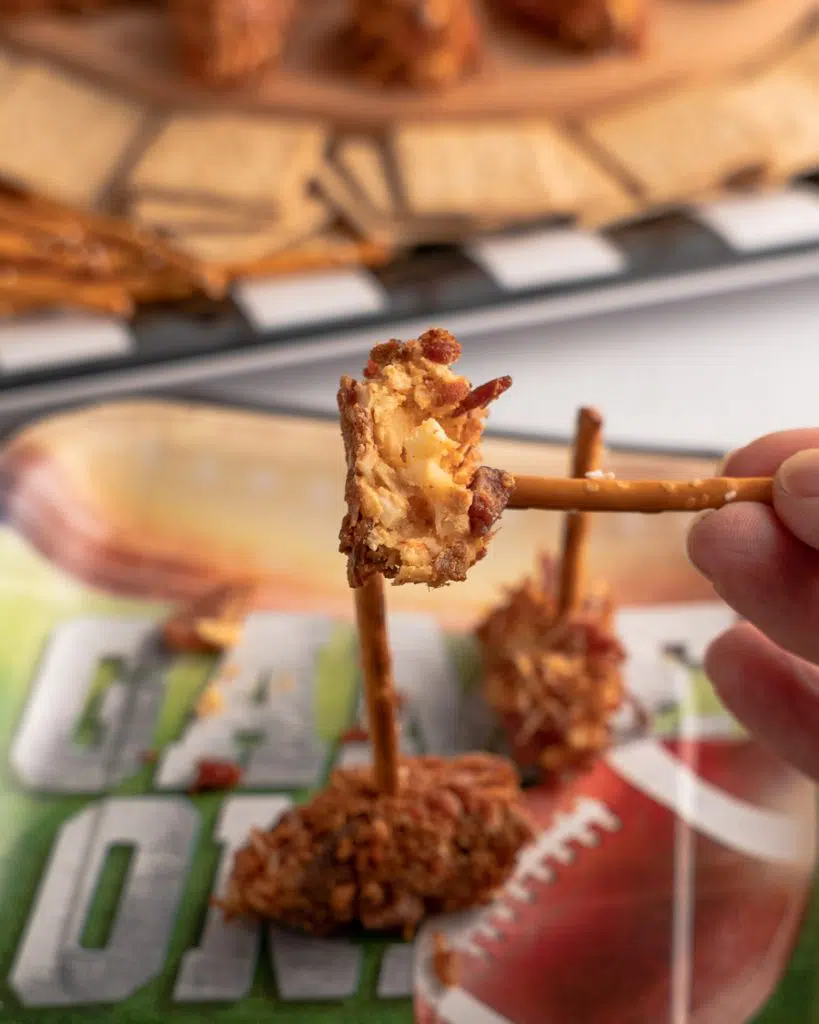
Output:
top-left (687, 429), bottom-right (819, 780)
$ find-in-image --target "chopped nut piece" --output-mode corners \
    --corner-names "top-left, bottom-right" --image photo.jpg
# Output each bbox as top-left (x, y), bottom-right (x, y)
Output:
top-left (502, 0), bottom-right (649, 52)
top-left (339, 0), bottom-right (482, 91)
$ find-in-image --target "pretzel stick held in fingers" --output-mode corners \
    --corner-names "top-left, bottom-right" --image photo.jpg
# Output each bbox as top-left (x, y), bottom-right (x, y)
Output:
top-left (558, 406), bottom-right (603, 616)
top-left (507, 475), bottom-right (773, 512)
top-left (354, 574), bottom-right (399, 795)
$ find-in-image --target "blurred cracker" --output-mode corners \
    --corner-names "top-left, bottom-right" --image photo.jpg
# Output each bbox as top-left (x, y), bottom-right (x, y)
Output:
top-left (526, 125), bottom-right (639, 228)
top-left (335, 137), bottom-right (396, 216)
top-left (394, 121), bottom-right (551, 218)
top-left (0, 63), bottom-right (147, 209)
top-left (313, 161), bottom-right (394, 244)
top-left (131, 195), bottom-right (266, 234)
top-left (392, 119), bottom-right (636, 225)
top-left (724, 66), bottom-right (819, 182)
top-left (170, 194), bottom-right (332, 265)
top-left (581, 87), bottom-right (770, 206)
top-left (129, 114), bottom-right (326, 214)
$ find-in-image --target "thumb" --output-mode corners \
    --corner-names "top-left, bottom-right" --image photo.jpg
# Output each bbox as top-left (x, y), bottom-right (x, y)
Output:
top-left (773, 448), bottom-right (819, 550)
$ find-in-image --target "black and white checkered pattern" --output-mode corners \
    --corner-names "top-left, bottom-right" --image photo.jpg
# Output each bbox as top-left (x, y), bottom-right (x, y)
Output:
top-left (2, 183), bottom-right (819, 411)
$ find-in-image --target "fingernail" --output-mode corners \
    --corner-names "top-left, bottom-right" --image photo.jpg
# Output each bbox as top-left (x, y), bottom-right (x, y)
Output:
top-left (690, 509), bottom-right (715, 528)
top-left (777, 449), bottom-right (819, 498)
top-left (686, 509), bottom-right (715, 579)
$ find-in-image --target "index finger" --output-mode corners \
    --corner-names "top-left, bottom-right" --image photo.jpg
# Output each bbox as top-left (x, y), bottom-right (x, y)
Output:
top-left (724, 429), bottom-right (819, 477)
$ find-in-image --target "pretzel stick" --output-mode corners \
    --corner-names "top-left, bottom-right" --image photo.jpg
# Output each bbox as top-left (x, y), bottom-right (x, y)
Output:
top-left (0, 230), bottom-right (53, 261)
top-left (507, 475), bottom-right (773, 512)
top-left (0, 274), bottom-right (134, 316)
top-left (72, 209), bottom-right (225, 297)
top-left (354, 574), bottom-right (399, 795)
top-left (558, 407), bottom-right (603, 616)
top-left (0, 196), bottom-right (84, 244)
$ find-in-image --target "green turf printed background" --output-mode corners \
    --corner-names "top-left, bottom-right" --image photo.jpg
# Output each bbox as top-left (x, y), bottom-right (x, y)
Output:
top-left (0, 528), bottom-right (414, 1024)
top-left (0, 526), bottom-right (817, 1023)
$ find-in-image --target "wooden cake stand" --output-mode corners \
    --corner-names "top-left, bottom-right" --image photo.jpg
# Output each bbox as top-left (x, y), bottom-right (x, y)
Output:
top-left (2, 0), bottom-right (816, 128)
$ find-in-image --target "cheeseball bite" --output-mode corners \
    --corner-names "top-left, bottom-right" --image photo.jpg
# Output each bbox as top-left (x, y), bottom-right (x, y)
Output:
top-left (338, 329), bottom-right (513, 588)
top-left (478, 555), bottom-right (626, 778)
top-left (219, 753), bottom-right (535, 937)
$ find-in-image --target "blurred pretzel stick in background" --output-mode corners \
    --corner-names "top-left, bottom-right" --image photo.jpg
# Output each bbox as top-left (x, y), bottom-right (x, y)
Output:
top-left (558, 406), bottom-right (603, 617)
top-left (0, 272), bottom-right (134, 316)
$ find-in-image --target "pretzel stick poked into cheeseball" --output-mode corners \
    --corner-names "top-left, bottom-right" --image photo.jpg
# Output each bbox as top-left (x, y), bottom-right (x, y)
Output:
top-left (558, 406), bottom-right (603, 616)
top-left (506, 475), bottom-right (773, 513)
top-left (354, 573), bottom-right (400, 795)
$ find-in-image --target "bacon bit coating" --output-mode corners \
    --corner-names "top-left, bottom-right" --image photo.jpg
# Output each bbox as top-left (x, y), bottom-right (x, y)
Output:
top-left (339, 0), bottom-right (482, 91)
top-left (338, 329), bottom-right (513, 588)
top-left (468, 466), bottom-right (515, 538)
top-left (502, 0), bottom-right (649, 52)
top-left (218, 753), bottom-right (534, 937)
top-left (191, 758), bottom-right (244, 793)
top-left (339, 724), bottom-right (371, 743)
top-left (457, 375), bottom-right (513, 414)
top-left (477, 555), bottom-right (626, 779)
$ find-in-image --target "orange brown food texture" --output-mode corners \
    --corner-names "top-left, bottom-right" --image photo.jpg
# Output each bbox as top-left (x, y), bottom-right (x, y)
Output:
top-left (432, 931), bottom-right (462, 987)
top-left (218, 753), bottom-right (535, 937)
top-left (500, 0), bottom-right (648, 52)
top-left (339, 0), bottom-right (483, 90)
top-left (477, 555), bottom-right (626, 777)
top-left (338, 328), bottom-right (513, 588)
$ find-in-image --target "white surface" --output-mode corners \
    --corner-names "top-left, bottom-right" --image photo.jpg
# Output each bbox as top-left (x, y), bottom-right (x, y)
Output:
top-left (467, 227), bottom-right (626, 290)
top-left (0, 314), bottom-right (132, 373)
top-left (696, 188), bottom-right (819, 252)
top-left (208, 272), bottom-right (819, 454)
top-left (235, 268), bottom-right (388, 331)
